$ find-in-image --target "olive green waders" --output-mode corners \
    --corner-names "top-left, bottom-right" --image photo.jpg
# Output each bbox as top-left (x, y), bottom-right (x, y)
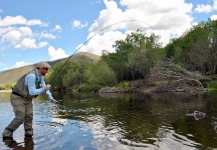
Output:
top-left (2, 93), bottom-right (33, 140)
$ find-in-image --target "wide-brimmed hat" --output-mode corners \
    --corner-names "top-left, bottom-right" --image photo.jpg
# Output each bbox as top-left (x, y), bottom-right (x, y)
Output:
top-left (36, 61), bottom-right (51, 69)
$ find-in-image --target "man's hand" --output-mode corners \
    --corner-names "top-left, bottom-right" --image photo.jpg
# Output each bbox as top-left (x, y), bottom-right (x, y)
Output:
top-left (43, 84), bottom-right (51, 92)
top-left (51, 99), bottom-right (59, 105)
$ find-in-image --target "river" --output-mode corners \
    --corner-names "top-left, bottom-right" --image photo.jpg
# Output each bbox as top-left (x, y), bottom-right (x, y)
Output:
top-left (0, 91), bottom-right (217, 150)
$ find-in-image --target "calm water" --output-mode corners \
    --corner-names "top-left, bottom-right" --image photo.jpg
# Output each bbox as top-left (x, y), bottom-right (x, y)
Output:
top-left (0, 91), bottom-right (217, 150)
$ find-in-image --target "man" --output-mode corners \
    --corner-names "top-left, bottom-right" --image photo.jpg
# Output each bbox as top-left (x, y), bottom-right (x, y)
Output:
top-left (2, 61), bottom-right (59, 140)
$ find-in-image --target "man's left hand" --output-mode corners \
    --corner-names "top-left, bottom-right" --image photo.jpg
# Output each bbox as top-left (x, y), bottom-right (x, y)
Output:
top-left (51, 99), bottom-right (59, 105)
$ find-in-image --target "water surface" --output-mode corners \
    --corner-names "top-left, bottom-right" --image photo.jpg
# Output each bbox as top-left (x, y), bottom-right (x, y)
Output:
top-left (0, 91), bottom-right (217, 150)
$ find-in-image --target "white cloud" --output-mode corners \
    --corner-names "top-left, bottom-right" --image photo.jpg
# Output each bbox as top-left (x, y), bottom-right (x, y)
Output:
top-left (19, 27), bottom-right (32, 37)
top-left (4, 61), bottom-right (31, 70)
top-left (195, 0), bottom-right (217, 13)
top-left (0, 16), bottom-right (26, 26)
top-left (27, 19), bottom-right (48, 27)
top-left (16, 38), bottom-right (36, 49)
top-left (0, 26), bottom-right (14, 35)
top-left (38, 42), bottom-right (48, 48)
top-left (54, 25), bottom-right (61, 31)
top-left (15, 38), bottom-right (48, 49)
top-left (192, 22), bottom-right (198, 26)
top-left (211, 15), bottom-right (217, 20)
top-left (195, 4), bottom-right (212, 13)
top-left (0, 15), bottom-right (52, 50)
top-left (0, 15), bottom-right (48, 27)
top-left (72, 20), bottom-right (88, 28)
top-left (13, 61), bottom-right (30, 68)
top-left (4, 30), bottom-right (22, 42)
top-left (82, 0), bottom-right (193, 55)
top-left (48, 46), bottom-right (69, 61)
top-left (0, 9), bottom-right (3, 13)
top-left (79, 31), bottom-right (126, 55)
top-left (41, 32), bottom-right (56, 39)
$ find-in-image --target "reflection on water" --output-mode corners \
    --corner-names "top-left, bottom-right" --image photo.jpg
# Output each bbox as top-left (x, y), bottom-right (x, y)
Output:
top-left (0, 91), bottom-right (217, 149)
top-left (3, 136), bottom-right (34, 150)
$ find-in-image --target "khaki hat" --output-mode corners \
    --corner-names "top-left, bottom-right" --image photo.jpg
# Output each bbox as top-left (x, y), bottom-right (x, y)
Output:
top-left (36, 61), bottom-right (51, 69)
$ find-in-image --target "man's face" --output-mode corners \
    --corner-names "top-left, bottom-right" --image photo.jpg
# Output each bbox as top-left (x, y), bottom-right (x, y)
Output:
top-left (39, 68), bottom-right (48, 76)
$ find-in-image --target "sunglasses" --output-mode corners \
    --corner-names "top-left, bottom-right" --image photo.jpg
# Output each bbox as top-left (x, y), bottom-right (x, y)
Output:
top-left (43, 68), bottom-right (48, 71)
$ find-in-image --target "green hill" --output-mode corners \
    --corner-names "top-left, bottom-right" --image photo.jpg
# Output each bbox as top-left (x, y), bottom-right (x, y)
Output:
top-left (0, 52), bottom-right (100, 85)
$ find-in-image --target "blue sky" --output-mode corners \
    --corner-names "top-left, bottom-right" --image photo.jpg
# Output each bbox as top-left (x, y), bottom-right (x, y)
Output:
top-left (0, 0), bottom-right (217, 72)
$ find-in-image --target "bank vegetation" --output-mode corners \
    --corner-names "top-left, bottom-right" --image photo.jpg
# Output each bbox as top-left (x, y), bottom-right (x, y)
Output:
top-left (1, 19), bottom-right (217, 93)
top-left (45, 19), bottom-right (217, 93)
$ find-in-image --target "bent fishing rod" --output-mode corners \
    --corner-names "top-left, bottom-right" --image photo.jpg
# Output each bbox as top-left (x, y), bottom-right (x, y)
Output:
top-left (50, 19), bottom-right (148, 84)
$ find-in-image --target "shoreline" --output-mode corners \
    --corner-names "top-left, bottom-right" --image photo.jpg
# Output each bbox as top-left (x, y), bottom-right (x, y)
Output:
top-left (0, 90), bottom-right (12, 92)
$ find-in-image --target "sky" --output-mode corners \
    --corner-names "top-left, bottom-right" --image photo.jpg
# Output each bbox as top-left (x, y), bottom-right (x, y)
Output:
top-left (0, 0), bottom-right (217, 72)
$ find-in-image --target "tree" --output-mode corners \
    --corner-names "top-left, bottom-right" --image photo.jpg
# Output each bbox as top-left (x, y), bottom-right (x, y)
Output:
top-left (46, 60), bottom-right (91, 90)
top-left (63, 61), bottom-right (91, 88)
top-left (101, 29), bottom-right (164, 81)
top-left (84, 61), bottom-right (117, 87)
top-left (45, 61), bottom-right (68, 90)
top-left (165, 19), bottom-right (217, 75)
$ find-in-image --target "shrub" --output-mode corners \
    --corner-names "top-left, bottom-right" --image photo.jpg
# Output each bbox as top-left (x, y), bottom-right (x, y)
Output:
top-left (117, 81), bottom-right (129, 88)
top-left (205, 81), bottom-right (217, 89)
top-left (0, 83), bottom-right (15, 90)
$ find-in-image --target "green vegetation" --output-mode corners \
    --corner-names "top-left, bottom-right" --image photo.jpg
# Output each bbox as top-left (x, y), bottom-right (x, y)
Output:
top-left (117, 81), bottom-right (130, 88)
top-left (1, 20), bottom-right (217, 91)
top-left (101, 30), bottom-right (164, 81)
top-left (0, 52), bottom-right (100, 89)
top-left (165, 19), bottom-right (217, 75)
top-left (204, 81), bottom-right (217, 89)
top-left (45, 20), bottom-right (217, 91)
top-left (45, 29), bottom-right (164, 92)
top-left (0, 83), bottom-right (15, 90)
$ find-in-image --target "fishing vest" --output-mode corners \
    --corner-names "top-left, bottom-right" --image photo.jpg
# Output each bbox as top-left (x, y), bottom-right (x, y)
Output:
top-left (12, 69), bottom-right (41, 100)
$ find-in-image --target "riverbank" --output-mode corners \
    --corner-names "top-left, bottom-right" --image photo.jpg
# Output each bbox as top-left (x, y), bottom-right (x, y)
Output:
top-left (0, 90), bottom-right (11, 92)
top-left (99, 60), bottom-right (212, 94)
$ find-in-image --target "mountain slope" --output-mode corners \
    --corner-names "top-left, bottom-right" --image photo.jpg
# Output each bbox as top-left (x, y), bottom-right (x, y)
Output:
top-left (0, 52), bottom-right (100, 85)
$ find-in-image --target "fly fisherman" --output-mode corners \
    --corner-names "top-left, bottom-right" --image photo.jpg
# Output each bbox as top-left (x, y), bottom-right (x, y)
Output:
top-left (2, 61), bottom-right (59, 140)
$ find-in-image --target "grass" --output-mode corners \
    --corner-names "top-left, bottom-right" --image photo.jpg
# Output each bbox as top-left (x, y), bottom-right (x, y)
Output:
top-left (116, 81), bottom-right (129, 88)
top-left (204, 81), bottom-right (217, 90)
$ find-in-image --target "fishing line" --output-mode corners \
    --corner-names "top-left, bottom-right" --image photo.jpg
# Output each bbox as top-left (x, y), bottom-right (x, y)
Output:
top-left (50, 19), bottom-right (149, 84)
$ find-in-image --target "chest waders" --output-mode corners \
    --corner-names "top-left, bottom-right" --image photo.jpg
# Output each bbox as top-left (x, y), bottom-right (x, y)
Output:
top-left (2, 69), bottom-right (41, 139)
top-left (12, 69), bottom-right (41, 100)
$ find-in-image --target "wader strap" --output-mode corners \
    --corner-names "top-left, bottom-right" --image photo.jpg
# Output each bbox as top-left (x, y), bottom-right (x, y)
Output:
top-left (12, 91), bottom-right (23, 97)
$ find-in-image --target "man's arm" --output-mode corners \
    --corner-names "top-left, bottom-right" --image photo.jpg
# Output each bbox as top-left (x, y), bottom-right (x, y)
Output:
top-left (41, 77), bottom-right (59, 105)
top-left (25, 73), bottom-right (44, 96)
top-left (40, 77), bottom-right (54, 100)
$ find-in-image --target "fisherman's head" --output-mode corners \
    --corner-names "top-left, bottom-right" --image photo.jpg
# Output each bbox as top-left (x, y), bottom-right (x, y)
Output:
top-left (36, 61), bottom-right (51, 76)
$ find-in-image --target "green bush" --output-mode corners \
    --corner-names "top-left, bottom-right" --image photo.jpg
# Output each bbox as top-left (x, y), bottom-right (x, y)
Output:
top-left (0, 84), bottom-right (4, 90)
top-left (0, 83), bottom-right (15, 90)
top-left (204, 81), bottom-right (217, 89)
top-left (5, 83), bottom-right (15, 90)
top-left (175, 64), bottom-right (186, 74)
top-left (116, 81), bottom-right (129, 88)
top-left (85, 62), bottom-right (117, 87)
top-left (78, 84), bottom-right (100, 92)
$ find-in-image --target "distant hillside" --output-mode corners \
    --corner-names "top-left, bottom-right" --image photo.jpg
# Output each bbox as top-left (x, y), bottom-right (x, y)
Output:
top-left (0, 52), bottom-right (100, 85)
